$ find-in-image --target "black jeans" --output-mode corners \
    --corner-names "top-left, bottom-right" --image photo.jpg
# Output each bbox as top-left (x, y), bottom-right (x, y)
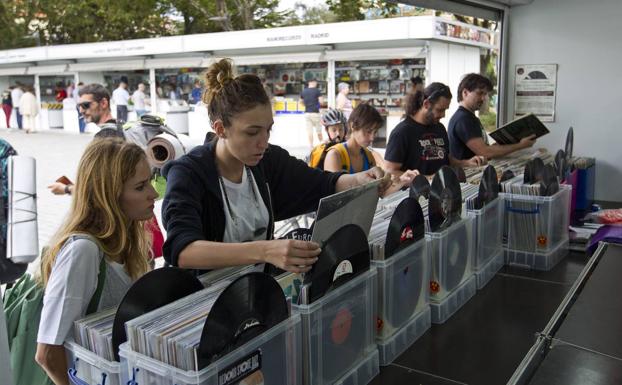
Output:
top-left (116, 105), bottom-right (128, 124)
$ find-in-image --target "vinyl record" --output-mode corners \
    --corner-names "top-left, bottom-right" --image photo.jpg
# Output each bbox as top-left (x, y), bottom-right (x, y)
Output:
top-left (555, 149), bottom-right (567, 180)
top-left (112, 267), bottom-right (203, 360)
top-left (303, 224), bottom-right (370, 304)
top-left (198, 272), bottom-right (288, 368)
top-left (451, 165), bottom-right (467, 183)
top-left (540, 164), bottom-right (560, 196)
top-left (385, 198), bottom-right (425, 258)
top-left (409, 174), bottom-right (431, 200)
top-left (384, 250), bottom-right (424, 334)
top-left (441, 222), bottom-right (469, 292)
top-left (532, 157), bottom-right (545, 181)
top-left (500, 169), bottom-right (515, 183)
top-left (565, 126), bottom-right (574, 161)
top-left (429, 166), bottom-right (462, 232)
top-left (476, 165), bottom-right (499, 209)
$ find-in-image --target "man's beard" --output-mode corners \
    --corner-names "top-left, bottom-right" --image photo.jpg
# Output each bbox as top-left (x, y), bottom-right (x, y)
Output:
top-left (424, 108), bottom-right (436, 125)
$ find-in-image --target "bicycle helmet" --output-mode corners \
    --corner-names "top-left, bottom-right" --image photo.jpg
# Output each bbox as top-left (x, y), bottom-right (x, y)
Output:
top-left (321, 108), bottom-right (348, 138)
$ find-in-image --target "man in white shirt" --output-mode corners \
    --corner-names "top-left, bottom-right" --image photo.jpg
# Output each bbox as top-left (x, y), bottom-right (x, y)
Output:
top-left (10, 83), bottom-right (24, 129)
top-left (131, 82), bottom-right (149, 118)
top-left (111, 79), bottom-right (130, 123)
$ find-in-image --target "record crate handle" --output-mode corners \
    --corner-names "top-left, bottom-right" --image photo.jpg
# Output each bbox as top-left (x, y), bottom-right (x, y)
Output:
top-left (505, 201), bottom-right (541, 215)
top-left (67, 357), bottom-right (108, 385)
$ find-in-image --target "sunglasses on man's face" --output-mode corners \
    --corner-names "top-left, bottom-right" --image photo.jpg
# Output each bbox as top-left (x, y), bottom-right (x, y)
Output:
top-left (78, 101), bottom-right (95, 110)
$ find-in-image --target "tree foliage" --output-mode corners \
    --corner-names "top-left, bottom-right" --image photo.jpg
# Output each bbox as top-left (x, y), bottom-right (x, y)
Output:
top-left (325, 0), bottom-right (399, 22)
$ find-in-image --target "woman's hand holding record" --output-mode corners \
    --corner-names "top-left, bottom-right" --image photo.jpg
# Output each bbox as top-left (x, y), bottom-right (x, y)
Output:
top-left (260, 239), bottom-right (321, 273)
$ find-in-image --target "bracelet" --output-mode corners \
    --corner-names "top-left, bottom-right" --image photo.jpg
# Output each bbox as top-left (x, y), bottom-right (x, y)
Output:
top-left (64, 184), bottom-right (71, 195)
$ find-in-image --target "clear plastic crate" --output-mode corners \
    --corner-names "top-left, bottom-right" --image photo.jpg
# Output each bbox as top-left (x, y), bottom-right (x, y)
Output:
top-left (430, 275), bottom-right (476, 324)
top-left (426, 215), bottom-right (475, 302)
top-left (372, 238), bottom-right (428, 341)
top-left (119, 314), bottom-right (302, 385)
top-left (501, 185), bottom-right (571, 253)
top-left (505, 239), bottom-right (569, 271)
top-left (65, 339), bottom-right (127, 385)
top-left (292, 268), bottom-right (378, 385)
top-left (467, 197), bottom-right (503, 271)
top-left (377, 306), bottom-right (431, 366)
top-left (475, 250), bottom-right (503, 290)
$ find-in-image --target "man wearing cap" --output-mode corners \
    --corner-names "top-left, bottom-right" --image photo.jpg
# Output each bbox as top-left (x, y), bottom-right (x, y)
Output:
top-left (448, 73), bottom-right (536, 160)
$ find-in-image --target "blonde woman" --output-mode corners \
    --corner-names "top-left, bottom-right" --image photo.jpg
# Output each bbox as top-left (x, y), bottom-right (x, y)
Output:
top-left (35, 138), bottom-right (158, 385)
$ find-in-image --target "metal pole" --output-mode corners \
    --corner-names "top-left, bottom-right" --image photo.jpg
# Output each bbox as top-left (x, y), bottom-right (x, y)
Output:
top-left (149, 68), bottom-right (157, 115)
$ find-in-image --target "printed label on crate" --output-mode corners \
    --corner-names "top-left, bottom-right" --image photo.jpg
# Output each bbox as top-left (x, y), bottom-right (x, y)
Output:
top-left (218, 350), bottom-right (263, 385)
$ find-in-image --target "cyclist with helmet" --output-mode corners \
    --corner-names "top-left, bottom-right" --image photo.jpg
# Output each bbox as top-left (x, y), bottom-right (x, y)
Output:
top-left (308, 108), bottom-right (347, 170)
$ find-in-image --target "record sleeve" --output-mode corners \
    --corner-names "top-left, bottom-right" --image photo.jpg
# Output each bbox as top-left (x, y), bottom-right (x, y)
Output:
top-left (489, 113), bottom-right (549, 145)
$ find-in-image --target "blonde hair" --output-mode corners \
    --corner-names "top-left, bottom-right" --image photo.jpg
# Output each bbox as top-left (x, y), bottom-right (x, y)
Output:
top-left (202, 58), bottom-right (270, 128)
top-left (40, 138), bottom-right (151, 287)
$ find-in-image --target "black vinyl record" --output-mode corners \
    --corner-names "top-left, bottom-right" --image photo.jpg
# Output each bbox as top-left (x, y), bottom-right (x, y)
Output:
top-left (532, 157), bottom-right (545, 181)
top-left (198, 272), bottom-right (288, 368)
top-left (555, 149), bottom-right (567, 180)
top-left (565, 126), bottom-right (574, 161)
top-left (441, 222), bottom-right (469, 292)
top-left (476, 165), bottom-right (499, 209)
top-left (112, 267), bottom-right (203, 361)
top-left (303, 224), bottom-right (370, 304)
top-left (451, 165), bottom-right (467, 183)
top-left (429, 166), bottom-right (462, 232)
top-left (524, 160), bottom-right (536, 184)
top-left (385, 198), bottom-right (425, 258)
top-left (409, 174), bottom-right (431, 200)
top-left (500, 169), bottom-right (515, 183)
top-left (540, 164), bottom-right (560, 196)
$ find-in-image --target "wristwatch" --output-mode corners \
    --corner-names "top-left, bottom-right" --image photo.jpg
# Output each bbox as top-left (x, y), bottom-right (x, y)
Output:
top-left (64, 184), bottom-right (72, 195)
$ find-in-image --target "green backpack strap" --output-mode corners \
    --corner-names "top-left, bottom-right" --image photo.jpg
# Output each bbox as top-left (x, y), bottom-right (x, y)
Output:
top-left (86, 254), bottom-right (106, 315)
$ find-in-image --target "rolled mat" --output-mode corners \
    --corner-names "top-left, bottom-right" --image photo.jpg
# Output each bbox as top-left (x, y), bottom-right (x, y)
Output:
top-left (7, 155), bottom-right (38, 264)
top-left (146, 133), bottom-right (201, 168)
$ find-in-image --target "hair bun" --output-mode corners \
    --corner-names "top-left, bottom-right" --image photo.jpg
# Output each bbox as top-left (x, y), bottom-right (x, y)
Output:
top-left (216, 71), bottom-right (233, 88)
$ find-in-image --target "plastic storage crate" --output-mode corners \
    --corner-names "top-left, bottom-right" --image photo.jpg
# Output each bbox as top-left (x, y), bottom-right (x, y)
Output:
top-left (505, 239), bottom-right (569, 271)
top-left (430, 275), bottom-right (476, 324)
top-left (292, 268), bottom-right (379, 385)
top-left (475, 250), bottom-right (504, 289)
top-left (501, 185), bottom-right (571, 253)
top-left (65, 340), bottom-right (127, 385)
top-left (119, 314), bottom-right (302, 385)
top-left (376, 306), bottom-right (431, 366)
top-left (426, 215), bottom-right (475, 302)
top-left (371, 238), bottom-right (430, 365)
top-left (468, 197), bottom-right (503, 272)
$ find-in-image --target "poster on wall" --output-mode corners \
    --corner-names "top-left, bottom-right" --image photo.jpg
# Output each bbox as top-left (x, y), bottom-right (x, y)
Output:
top-left (514, 64), bottom-right (557, 122)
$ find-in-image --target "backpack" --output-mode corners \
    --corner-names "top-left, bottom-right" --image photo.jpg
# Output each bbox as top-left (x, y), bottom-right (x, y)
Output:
top-left (332, 143), bottom-right (376, 173)
top-left (0, 138), bottom-right (24, 285)
top-left (308, 141), bottom-right (340, 170)
top-left (3, 236), bottom-right (106, 385)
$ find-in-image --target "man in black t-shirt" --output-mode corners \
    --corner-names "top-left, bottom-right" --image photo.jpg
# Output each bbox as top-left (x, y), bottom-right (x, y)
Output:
top-left (300, 79), bottom-right (323, 148)
top-left (385, 83), bottom-right (486, 177)
top-left (448, 73), bottom-right (536, 160)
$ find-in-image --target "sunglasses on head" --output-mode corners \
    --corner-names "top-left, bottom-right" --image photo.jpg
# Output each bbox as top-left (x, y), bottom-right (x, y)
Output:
top-left (425, 86), bottom-right (450, 102)
top-left (78, 101), bottom-right (94, 110)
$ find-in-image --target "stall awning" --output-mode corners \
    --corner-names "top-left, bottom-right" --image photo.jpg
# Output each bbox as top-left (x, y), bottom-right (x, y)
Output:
top-left (0, 67), bottom-right (27, 76)
top-left (145, 57), bottom-right (205, 69)
top-left (324, 47), bottom-right (426, 61)
top-left (68, 59), bottom-right (145, 72)
top-left (224, 52), bottom-right (326, 66)
top-left (26, 64), bottom-right (68, 75)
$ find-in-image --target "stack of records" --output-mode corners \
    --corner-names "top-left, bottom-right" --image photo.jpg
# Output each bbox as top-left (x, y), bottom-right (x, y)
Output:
top-left (74, 308), bottom-right (116, 361)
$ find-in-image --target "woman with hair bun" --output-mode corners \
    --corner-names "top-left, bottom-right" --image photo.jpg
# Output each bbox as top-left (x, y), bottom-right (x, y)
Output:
top-left (161, 58), bottom-right (389, 274)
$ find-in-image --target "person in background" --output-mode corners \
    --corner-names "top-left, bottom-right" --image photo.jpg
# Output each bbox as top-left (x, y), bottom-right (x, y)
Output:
top-left (191, 80), bottom-right (203, 104)
top-left (55, 82), bottom-right (67, 102)
top-left (74, 82), bottom-right (86, 133)
top-left (11, 83), bottom-right (23, 129)
top-left (65, 83), bottom-right (74, 100)
top-left (1, 87), bottom-right (12, 129)
top-left (19, 85), bottom-right (38, 134)
top-left (131, 82), bottom-right (149, 118)
top-left (35, 138), bottom-right (156, 384)
top-left (448, 73), bottom-right (536, 160)
top-left (384, 82), bottom-right (486, 177)
top-left (161, 58), bottom-right (390, 274)
top-left (300, 79), bottom-right (323, 148)
top-left (112, 78), bottom-right (130, 124)
top-left (308, 108), bottom-right (347, 170)
top-left (410, 76), bottom-right (424, 94)
top-left (336, 82), bottom-right (353, 119)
